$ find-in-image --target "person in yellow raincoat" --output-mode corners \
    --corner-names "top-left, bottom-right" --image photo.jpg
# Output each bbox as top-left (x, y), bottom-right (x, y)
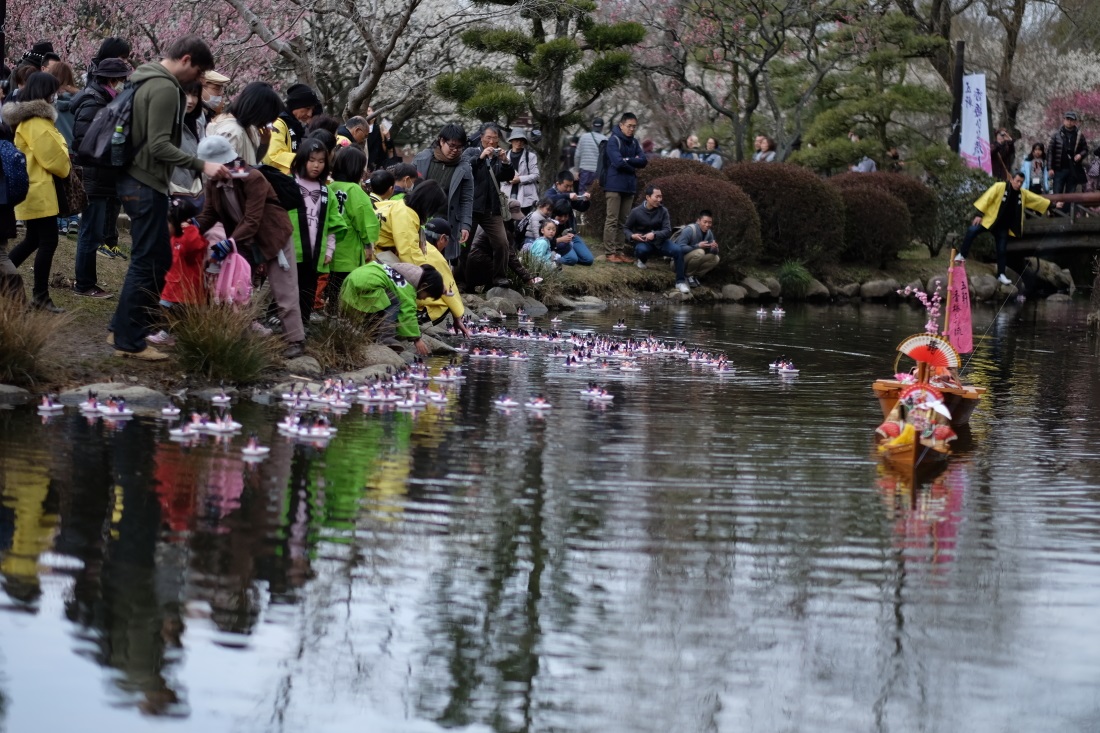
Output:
top-left (262, 83), bottom-right (319, 174)
top-left (373, 179), bottom-right (471, 335)
top-left (955, 171), bottom-right (1062, 285)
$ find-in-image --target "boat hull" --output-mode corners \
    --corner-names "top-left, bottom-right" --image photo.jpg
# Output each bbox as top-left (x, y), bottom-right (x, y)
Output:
top-left (872, 379), bottom-right (984, 428)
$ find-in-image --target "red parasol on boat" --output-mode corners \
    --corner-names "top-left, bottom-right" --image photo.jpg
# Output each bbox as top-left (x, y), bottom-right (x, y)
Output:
top-left (896, 334), bottom-right (961, 368)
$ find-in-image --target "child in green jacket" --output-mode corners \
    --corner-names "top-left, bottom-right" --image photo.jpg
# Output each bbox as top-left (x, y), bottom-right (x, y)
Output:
top-left (324, 146), bottom-right (380, 312)
top-left (340, 261), bottom-right (445, 356)
top-left (289, 138), bottom-right (340, 323)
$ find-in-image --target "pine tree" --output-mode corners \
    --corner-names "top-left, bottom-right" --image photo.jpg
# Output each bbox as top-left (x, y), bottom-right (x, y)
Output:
top-left (794, 12), bottom-right (951, 173)
top-left (436, 0), bottom-right (644, 187)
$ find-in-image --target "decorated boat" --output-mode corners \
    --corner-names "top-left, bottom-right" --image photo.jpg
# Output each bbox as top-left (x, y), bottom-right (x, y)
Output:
top-left (872, 254), bottom-right (985, 428)
top-left (875, 369), bottom-right (958, 471)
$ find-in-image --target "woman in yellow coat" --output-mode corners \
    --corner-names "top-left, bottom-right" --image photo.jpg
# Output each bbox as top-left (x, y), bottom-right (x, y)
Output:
top-left (374, 180), bottom-right (470, 334)
top-left (1, 73), bottom-right (71, 311)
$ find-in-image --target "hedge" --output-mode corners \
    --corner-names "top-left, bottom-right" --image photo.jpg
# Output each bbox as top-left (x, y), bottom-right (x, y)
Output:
top-left (644, 174), bottom-right (762, 279)
top-left (725, 162), bottom-right (846, 269)
top-left (828, 172), bottom-right (937, 248)
top-left (835, 186), bottom-right (912, 267)
top-left (584, 158), bottom-right (727, 242)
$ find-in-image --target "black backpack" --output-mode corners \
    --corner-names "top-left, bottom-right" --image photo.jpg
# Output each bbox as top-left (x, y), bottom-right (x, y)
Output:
top-left (256, 164), bottom-right (305, 211)
top-left (595, 135), bottom-right (620, 187)
top-left (77, 80), bottom-right (146, 168)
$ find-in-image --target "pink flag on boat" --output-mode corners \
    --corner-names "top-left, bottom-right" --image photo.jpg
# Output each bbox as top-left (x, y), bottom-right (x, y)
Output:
top-left (945, 263), bottom-right (973, 353)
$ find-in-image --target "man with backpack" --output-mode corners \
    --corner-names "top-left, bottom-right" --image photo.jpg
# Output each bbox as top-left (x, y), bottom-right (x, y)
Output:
top-left (108, 35), bottom-right (230, 361)
top-left (573, 117), bottom-right (605, 195)
top-left (600, 112), bottom-right (647, 263)
top-left (70, 58), bottom-right (132, 296)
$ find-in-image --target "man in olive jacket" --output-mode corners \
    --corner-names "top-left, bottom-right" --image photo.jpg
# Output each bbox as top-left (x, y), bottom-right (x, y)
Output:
top-left (109, 36), bottom-right (229, 360)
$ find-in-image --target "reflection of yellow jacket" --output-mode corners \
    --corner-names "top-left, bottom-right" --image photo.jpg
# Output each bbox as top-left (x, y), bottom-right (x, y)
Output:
top-left (973, 182), bottom-right (1051, 236)
top-left (374, 199), bottom-right (464, 323)
top-left (1, 100), bottom-right (71, 220)
top-left (0, 457), bottom-right (56, 584)
top-left (262, 117), bottom-right (296, 174)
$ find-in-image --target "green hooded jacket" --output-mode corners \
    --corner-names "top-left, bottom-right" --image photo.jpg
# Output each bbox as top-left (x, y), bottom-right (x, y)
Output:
top-left (320, 181), bottom-right (381, 274)
top-left (126, 62), bottom-right (204, 194)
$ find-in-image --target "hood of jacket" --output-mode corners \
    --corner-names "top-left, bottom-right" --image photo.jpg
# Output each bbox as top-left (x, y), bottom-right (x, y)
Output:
top-left (129, 60), bottom-right (180, 87)
top-left (1, 99), bottom-right (58, 128)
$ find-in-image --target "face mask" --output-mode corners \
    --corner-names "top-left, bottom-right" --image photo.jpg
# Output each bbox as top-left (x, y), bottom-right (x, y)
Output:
top-left (207, 95), bottom-right (223, 108)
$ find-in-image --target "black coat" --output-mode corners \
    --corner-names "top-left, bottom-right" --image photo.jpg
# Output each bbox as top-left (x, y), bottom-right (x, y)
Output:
top-left (71, 81), bottom-right (118, 198)
top-left (463, 147), bottom-right (514, 217)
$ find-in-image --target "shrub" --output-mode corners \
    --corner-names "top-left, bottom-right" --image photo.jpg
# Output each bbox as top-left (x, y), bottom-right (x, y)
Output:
top-left (776, 260), bottom-right (813, 298)
top-left (828, 172), bottom-right (937, 248)
top-left (645, 174), bottom-right (762, 279)
top-left (835, 186), bottom-right (912, 267)
top-left (0, 296), bottom-right (65, 383)
top-left (925, 167), bottom-right (997, 257)
top-left (168, 301), bottom-right (282, 382)
top-left (585, 158), bottom-right (727, 240)
top-left (726, 162), bottom-right (846, 269)
top-left (308, 309), bottom-right (381, 371)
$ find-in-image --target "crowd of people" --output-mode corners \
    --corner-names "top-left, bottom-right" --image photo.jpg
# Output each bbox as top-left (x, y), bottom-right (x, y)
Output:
top-left (3, 32), bottom-right (1086, 364)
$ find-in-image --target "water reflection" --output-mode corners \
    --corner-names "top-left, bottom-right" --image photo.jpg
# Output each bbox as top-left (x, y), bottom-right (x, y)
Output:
top-left (1, 302), bottom-right (1100, 732)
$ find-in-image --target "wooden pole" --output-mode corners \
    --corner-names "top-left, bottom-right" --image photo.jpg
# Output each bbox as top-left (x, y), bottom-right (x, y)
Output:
top-left (942, 248), bottom-right (956, 337)
top-left (948, 41), bottom-right (965, 154)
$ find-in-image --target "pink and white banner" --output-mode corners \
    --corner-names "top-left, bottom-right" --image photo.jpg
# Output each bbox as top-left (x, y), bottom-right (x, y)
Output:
top-left (945, 263), bottom-right (974, 354)
top-left (961, 74), bottom-right (992, 174)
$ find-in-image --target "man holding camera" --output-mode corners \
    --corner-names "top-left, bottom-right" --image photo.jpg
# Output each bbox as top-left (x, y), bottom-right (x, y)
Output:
top-left (461, 124), bottom-right (515, 286)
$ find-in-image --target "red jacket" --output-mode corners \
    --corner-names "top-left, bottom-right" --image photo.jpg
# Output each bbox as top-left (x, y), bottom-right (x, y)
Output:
top-left (161, 225), bottom-right (208, 304)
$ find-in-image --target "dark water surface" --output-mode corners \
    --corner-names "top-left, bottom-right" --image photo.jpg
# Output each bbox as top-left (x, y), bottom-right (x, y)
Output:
top-left (2, 300), bottom-right (1100, 733)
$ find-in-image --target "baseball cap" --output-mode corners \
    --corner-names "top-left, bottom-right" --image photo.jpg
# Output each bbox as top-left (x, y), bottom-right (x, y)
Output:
top-left (507, 199), bottom-right (524, 221)
top-left (592, 117), bottom-right (604, 130)
top-left (205, 69), bottom-right (231, 85)
top-left (1065, 111), bottom-right (1079, 120)
top-left (423, 217), bottom-right (453, 242)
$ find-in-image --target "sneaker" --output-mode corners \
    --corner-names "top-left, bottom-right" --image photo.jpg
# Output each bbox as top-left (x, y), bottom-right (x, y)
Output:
top-left (635, 259), bottom-right (647, 269)
top-left (73, 285), bottom-right (113, 299)
top-left (997, 273), bottom-right (1012, 285)
top-left (308, 312), bottom-right (325, 324)
top-left (251, 320), bottom-right (274, 336)
top-left (953, 253), bottom-right (965, 263)
top-left (282, 342), bottom-right (305, 359)
top-left (115, 346), bottom-right (169, 361)
top-left (66, 222), bottom-right (79, 236)
top-left (146, 329), bottom-right (176, 346)
top-left (97, 245), bottom-right (116, 259)
top-left (687, 276), bottom-right (701, 288)
top-left (106, 332), bottom-right (114, 345)
top-left (527, 276), bottom-right (544, 285)
top-left (676, 282), bottom-right (690, 294)
top-left (110, 246), bottom-right (128, 261)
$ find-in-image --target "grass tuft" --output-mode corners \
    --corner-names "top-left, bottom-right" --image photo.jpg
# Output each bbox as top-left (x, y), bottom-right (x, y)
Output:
top-left (558, 260), bottom-right (675, 298)
top-left (307, 309), bottom-right (381, 371)
top-left (776, 260), bottom-right (813, 299)
top-left (168, 301), bottom-right (282, 382)
top-left (0, 296), bottom-right (67, 384)
top-left (506, 251), bottom-right (566, 302)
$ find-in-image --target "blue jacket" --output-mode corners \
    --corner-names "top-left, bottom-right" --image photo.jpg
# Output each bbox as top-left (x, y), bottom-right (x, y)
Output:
top-left (602, 127), bottom-right (647, 194)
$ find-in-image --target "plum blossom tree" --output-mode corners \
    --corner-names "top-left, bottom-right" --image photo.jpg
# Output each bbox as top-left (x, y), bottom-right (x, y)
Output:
top-left (631, 0), bottom-right (866, 162)
top-left (4, 0), bottom-right (274, 79)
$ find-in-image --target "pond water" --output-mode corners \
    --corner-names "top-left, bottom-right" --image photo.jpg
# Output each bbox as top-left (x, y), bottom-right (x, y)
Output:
top-left (2, 299), bottom-right (1100, 733)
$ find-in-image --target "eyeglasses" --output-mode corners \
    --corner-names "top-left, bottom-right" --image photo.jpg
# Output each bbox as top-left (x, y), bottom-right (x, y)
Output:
top-left (440, 139), bottom-right (464, 149)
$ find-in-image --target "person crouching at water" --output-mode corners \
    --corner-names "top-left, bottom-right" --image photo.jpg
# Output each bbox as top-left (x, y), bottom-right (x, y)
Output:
top-left (954, 171), bottom-right (1062, 285)
top-left (195, 135), bottom-right (306, 357)
top-left (340, 261), bottom-right (445, 356)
